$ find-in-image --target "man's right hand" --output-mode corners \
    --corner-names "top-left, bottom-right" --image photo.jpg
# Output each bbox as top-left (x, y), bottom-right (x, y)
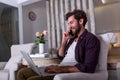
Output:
top-left (62, 30), bottom-right (73, 44)
top-left (58, 30), bottom-right (73, 57)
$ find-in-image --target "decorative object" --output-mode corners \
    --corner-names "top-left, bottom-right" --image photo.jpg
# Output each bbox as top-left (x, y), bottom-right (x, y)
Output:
top-left (35, 30), bottom-right (48, 54)
top-left (28, 11), bottom-right (36, 21)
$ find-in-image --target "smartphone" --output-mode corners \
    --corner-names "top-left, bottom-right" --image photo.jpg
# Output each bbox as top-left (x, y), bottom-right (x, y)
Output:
top-left (69, 30), bottom-right (74, 36)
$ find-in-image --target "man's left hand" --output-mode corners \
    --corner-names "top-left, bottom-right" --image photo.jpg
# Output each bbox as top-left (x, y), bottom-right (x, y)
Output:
top-left (44, 65), bottom-right (61, 73)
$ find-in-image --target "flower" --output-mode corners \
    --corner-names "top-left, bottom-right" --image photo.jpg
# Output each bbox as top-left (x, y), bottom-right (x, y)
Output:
top-left (35, 30), bottom-right (48, 45)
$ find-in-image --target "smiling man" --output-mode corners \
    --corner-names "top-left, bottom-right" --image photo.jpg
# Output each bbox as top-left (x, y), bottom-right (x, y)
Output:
top-left (17, 9), bottom-right (100, 80)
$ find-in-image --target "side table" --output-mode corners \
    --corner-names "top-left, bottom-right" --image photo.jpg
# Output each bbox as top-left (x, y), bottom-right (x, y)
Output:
top-left (22, 56), bottom-right (61, 67)
top-left (107, 56), bottom-right (120, 80)
top-left (107, 56), bottom-right (120, 70)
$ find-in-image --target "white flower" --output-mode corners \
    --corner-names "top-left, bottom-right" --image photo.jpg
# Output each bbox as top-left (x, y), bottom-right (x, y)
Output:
top-left (36, 32), bottom-right (41, 37)
top-left (42, 30), bottom-right (48, 36)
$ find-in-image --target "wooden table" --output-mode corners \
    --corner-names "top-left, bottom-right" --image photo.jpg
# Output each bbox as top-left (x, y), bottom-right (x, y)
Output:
top-left (22, 57), bottom-right (61, 67)
top-left (107, 56), bottom-right (120, 70)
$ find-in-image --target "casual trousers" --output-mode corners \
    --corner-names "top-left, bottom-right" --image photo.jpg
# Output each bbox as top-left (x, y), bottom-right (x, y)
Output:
top-left (17, 67), bottom-right (54, 80)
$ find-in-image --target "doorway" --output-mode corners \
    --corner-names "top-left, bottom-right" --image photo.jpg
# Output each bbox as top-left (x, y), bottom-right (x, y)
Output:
top-left (0, 3), bottom-right (19, 61)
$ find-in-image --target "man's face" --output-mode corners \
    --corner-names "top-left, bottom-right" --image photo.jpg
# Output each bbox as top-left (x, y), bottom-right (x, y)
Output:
top-left (67, 15), bottom-right (81, 36)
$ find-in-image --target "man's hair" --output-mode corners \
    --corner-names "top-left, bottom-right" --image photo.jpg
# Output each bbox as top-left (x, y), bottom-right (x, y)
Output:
top-left (65, 9), bottom-right (87, 26)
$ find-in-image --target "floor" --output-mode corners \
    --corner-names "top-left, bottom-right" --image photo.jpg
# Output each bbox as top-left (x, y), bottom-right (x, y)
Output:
top-left (108, 69), bottom-right (119, 80)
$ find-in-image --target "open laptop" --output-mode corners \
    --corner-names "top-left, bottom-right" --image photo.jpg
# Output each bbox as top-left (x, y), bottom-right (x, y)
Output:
top-left (21, 51), bottom-right (56, 76)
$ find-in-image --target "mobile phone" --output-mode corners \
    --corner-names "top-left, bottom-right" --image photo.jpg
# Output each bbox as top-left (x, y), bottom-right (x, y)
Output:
top-left (69, 30), bottom-right (74, 36)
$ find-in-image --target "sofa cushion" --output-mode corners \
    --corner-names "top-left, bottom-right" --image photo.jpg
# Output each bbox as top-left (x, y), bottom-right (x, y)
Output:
top-left (96, 33), bottom-right (117, 71)
top-left (4, 56), bottom-right (22, 70)
top-left (96, 35), bottom-right (110, 71)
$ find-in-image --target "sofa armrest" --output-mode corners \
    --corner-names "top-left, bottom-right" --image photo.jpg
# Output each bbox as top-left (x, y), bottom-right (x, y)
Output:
top-left (5, 62), bottom-right (23, 80)
top-left (116, 62), bottom-right (120, 80)
top-left (0, 62), bottom-right (7, 70)
top-left (11, 43), bottom-right (36, 57)
top-left (4, 56), bottom-right (23, 80)
top-left (0, 69), bottom-right (9, 80)
top-left (4, 56), bottom-right (22, 70)
top-left (54, 70), bottom-right (108, 80)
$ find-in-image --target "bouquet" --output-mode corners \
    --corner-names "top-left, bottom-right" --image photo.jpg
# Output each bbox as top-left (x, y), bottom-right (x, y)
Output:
top-left (35, 30), bottom-right (48, 45)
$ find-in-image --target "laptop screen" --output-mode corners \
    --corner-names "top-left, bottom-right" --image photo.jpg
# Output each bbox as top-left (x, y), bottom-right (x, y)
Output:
top-left (20, 51), bottom-right (42, 76)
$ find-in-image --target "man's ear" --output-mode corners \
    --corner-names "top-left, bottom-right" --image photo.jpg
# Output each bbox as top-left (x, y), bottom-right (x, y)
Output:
top-left (79, 18), bottom-right (84, 25)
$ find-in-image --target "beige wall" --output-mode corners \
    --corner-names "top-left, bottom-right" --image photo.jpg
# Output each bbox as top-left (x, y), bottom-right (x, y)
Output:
top-left (22, 0), bottom-right (48, 52)
top-left (94, 2), bottom-right (120, 34)
top-left (94, 2), bottom-right (120, 56)
top-left (21, 1), bottom-right (120, 54)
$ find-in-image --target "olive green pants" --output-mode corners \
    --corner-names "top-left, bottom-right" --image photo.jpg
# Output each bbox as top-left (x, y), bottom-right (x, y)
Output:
top-left (17, 67), bottom-right (54, 80)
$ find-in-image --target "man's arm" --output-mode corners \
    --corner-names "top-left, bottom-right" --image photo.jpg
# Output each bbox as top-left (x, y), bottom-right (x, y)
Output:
top-left (58, 32), bottom-right (72, 57)
top-left (45, 65), bottom-right (80, 73)
top-left (58, 40), bottom-right (67, 57)
top-left (75, 36), bottom-right (100, 73)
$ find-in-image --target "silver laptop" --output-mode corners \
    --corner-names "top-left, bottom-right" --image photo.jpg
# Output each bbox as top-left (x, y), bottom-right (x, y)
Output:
top-left (21, 51), bottom-right (56, 76)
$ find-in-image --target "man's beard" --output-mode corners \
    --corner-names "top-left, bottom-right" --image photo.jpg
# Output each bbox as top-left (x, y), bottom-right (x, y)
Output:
top-left (74, 24), bottom-right (81, 38)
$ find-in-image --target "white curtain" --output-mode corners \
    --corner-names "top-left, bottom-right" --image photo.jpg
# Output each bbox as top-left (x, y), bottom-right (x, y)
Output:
top-left (46, 0), bottom-right (95, 52)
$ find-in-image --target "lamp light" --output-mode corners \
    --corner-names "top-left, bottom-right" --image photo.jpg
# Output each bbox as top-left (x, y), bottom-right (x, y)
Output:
top-left (101, 0), bottom-right (106, 4)
top-left (113, 32), bottom-right (120, 47)
top-left (102, 29), bottom-right (120, 48)
top-left (106, 32), bottom-right (117, 49)
top-left (101, 0), bottom-right (120, 4)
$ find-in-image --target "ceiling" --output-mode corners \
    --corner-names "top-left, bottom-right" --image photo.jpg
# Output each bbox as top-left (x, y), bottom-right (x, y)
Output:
top-left (93, 0), bottom-right (103, 7)
top-left (93, 0), bottom-right (120, 7)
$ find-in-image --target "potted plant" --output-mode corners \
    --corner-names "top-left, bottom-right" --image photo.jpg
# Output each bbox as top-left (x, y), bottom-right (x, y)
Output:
top-left (35, 30), bottom-right (48, 54)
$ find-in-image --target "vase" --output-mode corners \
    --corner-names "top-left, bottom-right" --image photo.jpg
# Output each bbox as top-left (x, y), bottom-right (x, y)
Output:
top-left (39, 43), bottom-right (44, 54)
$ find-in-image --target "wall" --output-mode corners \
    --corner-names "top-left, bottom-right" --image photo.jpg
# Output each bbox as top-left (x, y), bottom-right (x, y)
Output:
top-left (22, 0), bottom-right (48, 52)
top-left (21, 0), bottom-right (120, 53)
top-left (94, 2), bottom-right (120, 56)
top-left (0, 4), bottom-right (19, 61)
top-left (94, 2), bottom-right (120, 34)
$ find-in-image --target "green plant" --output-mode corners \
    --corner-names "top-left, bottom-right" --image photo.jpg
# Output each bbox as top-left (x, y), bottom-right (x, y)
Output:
top-left (35, 30), bottom-right (47, 45)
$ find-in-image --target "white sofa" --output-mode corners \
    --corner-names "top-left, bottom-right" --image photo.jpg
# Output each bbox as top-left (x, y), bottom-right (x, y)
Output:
top-left (0, 33), bottom-right (116, 80)
top-left (53, 32), bottom-right (117, 80)
top-left (0, 62), bottom-right (9, 80)
top-left (0, 43), bottom-right (36, 80)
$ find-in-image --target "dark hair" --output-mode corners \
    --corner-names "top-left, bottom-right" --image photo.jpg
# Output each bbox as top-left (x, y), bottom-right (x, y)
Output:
top-left (65, 9), bottom-right (87, 26)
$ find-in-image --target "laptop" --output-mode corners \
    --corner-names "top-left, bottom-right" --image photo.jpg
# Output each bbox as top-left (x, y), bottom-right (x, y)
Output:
top-left (21, 51), bottom-right (56, 76)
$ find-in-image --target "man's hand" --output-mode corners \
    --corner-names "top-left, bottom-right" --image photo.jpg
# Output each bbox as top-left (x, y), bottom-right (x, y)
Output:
top-left (44, 65), bottom-right (61, 73)
top-left (62, 30), bottom-right (73, 43)
top-left (58, 30), bottom-right (74, 57)
top-left (44, 65), bottom-right (80, 73)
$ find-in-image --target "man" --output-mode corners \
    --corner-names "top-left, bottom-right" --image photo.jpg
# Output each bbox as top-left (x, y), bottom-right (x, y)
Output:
top-left (17, 9), bottom-right (100, 80)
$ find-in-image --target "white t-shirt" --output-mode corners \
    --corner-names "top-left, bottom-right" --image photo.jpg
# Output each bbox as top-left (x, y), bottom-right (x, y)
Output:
top-left (59, 41), bottom-right (77, 66)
